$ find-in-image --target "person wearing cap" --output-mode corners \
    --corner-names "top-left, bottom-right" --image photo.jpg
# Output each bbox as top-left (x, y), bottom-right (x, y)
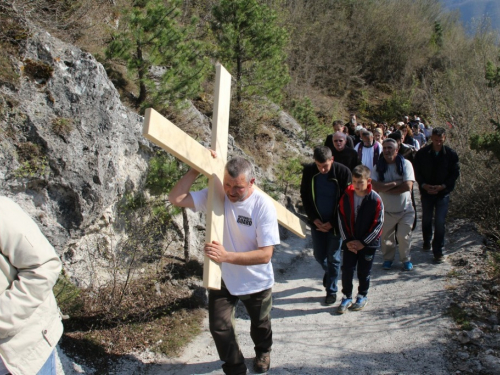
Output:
top-left (0, 196), bottom-right (63, 375)
top-left (413, 127), bottom-right (460, 263)
top-left (371, 138), bottom-right (416, 271)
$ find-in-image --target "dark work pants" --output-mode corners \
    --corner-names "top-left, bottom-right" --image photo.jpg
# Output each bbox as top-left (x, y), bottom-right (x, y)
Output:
top-left (421, 194), bottom-right (450, 258)
top-left (341, 248), bottom-right (376, 298)
top-left (208, 283), bottom-right (273, 375)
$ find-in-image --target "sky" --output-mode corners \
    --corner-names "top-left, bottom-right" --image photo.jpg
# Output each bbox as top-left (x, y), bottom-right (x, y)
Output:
top-left (440, 0), bottom-right (500, 33)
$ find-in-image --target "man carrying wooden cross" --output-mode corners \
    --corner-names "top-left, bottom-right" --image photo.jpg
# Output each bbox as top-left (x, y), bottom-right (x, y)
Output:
top-left (169, 155), bottom-right (279, 375)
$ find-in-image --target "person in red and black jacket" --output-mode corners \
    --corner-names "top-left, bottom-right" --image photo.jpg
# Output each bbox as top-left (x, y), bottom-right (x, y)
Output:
top-left (337, 165), bottom-right (384, 313)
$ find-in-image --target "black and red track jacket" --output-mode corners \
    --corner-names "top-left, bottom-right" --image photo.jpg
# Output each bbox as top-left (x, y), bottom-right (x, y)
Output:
top-left (338, 184), bottom-right (384, 253)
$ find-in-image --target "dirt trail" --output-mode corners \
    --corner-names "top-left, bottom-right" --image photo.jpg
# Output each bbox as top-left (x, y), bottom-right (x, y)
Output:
top-left (56, 204), bottom-right (458, 374)
top-left (110, 215), bottom-right (455, 375)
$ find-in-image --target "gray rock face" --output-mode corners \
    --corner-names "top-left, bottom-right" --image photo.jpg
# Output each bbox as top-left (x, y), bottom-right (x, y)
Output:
top-left (0, 23), bottom-right (310, 287)
top-left (0, 28), bottom-right (151, 265)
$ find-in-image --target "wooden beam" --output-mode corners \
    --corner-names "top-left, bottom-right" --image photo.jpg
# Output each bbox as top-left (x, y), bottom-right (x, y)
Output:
top-left (254, 187), bottom-right (307, 239)
top-left (203, 64), bottom-right (232, 290)
top-left (143, 108), bottom-right (225, 176)
top-left (142, 63), bottom-right (307, 290)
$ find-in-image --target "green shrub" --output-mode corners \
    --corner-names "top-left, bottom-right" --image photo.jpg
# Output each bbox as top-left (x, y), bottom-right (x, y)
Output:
top-left (54, 272), bottom-right (83, 318)
top-left (276, 157), bottom-right (303, 196)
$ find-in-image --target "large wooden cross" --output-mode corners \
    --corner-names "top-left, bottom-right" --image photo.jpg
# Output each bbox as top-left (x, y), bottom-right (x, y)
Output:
top-left (143, 63), bottom-right (306, 290)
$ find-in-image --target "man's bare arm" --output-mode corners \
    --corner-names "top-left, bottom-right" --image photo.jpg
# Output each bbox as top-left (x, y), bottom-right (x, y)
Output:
top-left (168, 168), bottom-right (200, 209)
top-left (371, 180), bottom-right (399, 192)
top-left (205, 241), bottom-right (274, 265)
top-left (385, 181), bottom-right (413, 194)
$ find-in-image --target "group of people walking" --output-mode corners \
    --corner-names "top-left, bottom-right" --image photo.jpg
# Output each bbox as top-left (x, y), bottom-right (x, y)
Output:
top-left (0, 112), bottom-right (460, 375)
top-left (302, 115), bottom-right (460, 317)
top-left (165, 113), bottom-right (460, 374)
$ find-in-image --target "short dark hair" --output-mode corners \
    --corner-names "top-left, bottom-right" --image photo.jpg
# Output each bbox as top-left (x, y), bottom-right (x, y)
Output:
top-left (352, 165), bottom-right (371, 180)
top-left (388, 131), bottom-right (402, 142)
top-left (361, 130), bottom-right (373, 138)
top-left (332, 120), bottom-right (344, 127)
top-left (432, 127), bottom-right (446, 136)
top-left (313, 146), bottom-right (332, 163)
top-left (225, 157), bottom-right (255, 182)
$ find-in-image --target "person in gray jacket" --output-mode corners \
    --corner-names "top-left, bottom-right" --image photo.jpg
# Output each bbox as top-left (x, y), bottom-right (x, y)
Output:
top-left (0, 196), bottom-right (63, 375)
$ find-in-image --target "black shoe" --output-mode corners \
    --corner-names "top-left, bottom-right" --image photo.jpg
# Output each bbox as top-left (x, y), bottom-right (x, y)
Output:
top-left (434, 255), bottom-right (445, 264)
top-left (253, 352), bottom-right (270, 373)
top-left (325, 294), bottom-right (337, 305)
top-left (422, 243), bottom-right (431, 252)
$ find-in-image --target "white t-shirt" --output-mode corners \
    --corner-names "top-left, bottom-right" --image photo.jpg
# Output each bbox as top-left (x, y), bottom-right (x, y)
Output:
top-left (191, 188), bottom-right (280, 295)
top-left (372, 159), bottom-right (415, 213)
top-left (354, 141), bottom-right (383, 176)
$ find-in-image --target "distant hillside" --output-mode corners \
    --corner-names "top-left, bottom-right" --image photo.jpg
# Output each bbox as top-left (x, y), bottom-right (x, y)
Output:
top-left (441, 0), bottom-right (500, 32)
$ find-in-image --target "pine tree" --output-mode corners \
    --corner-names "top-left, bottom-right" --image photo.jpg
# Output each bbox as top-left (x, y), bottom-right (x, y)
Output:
top-left (106, 0), bottom-right (209, 111)
top-left (292, 97), bottom-right (323, 146)
top-left (211, 0), bottom-right (289, 103)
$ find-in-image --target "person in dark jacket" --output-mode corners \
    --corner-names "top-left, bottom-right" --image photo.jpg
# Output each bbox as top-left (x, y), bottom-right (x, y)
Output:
top-left (414, 127), bottom-right (460, 263)
top-left (325, 120), bottom-right (355, 149)
top-left (337, 165), bottom-right (384, 313)
top-left (324, 132), bottom-right (359, 171)
top-left (300, 146), bottom-right (352, 305)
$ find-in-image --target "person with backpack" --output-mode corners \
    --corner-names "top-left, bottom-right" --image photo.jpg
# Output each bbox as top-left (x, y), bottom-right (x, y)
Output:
top-left (372, 138), bottom-right (416, 271)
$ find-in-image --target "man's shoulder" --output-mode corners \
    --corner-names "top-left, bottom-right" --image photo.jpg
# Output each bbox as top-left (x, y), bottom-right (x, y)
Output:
top-left (336, 147), bottom-right (357, 156)
top-left (347, 146), bottom-right (358, 155)
top-left (444, 145), bottom-right (459, 158)
top-left (332, 161), bottom-right (351, 174)
top-left (416, 144), bottom-right (432, 156)
top-left (252, 188), bottom-right (274, 206)
top-left (403, 158), bottom-right (414, 168)
top-left (302, 162), bottom-right (317, 173)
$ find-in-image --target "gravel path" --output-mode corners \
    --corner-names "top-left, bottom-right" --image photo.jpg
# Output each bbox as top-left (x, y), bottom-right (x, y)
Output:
top-left (57, 209), bottom-right (456, 374)
top-left (131, 216), bottom-right (454, 375)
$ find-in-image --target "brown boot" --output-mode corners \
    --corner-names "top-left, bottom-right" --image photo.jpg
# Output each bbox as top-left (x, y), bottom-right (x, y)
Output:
top-left (253, 352), bottom-right (271, 373)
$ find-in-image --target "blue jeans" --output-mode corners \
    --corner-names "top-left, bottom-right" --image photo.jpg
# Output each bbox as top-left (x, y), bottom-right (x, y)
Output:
top-left (37, 350), bottom-right (56, 375)
top-left (421, 194), bottom-right (450, 258)
top-left (311, 229), bottom-right (342, 295)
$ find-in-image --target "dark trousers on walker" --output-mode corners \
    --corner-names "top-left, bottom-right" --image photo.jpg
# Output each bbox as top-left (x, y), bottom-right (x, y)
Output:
top-left (421, 194), bottom-right (449, 258)
top-left (208, 282), bottom-right (273, 375)
top-left (341, 248), bottom-right (376, 298)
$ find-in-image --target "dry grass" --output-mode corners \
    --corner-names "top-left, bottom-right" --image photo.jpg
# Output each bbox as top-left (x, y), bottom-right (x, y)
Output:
top-left (58, 258), bottom-right (206, 369)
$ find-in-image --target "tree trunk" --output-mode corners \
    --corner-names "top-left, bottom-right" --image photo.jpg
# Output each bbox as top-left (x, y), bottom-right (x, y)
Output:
top-left (182, 207), bottom-right (191, 262)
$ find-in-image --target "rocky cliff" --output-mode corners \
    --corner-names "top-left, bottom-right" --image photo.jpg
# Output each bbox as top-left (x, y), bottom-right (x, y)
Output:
top-left (0, 22), bottom-right (310, 287)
